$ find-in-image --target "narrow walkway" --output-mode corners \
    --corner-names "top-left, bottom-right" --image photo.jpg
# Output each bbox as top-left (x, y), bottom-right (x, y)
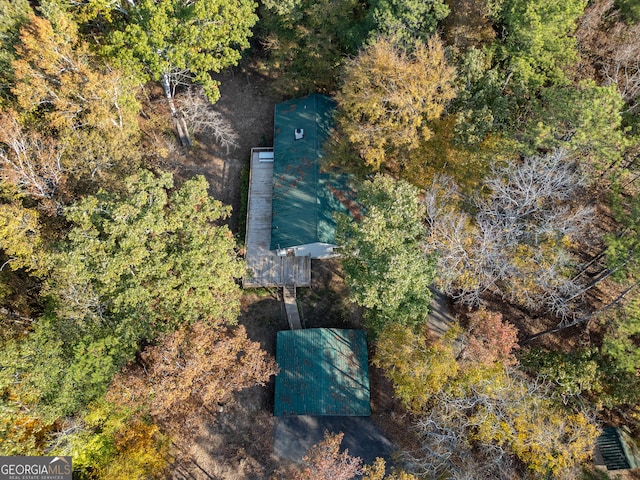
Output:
top-left (427, 288), bottom-right (457, 338)
top-left (244, 147), bottom-right (274, 287)
top-left (283, 284), bottom-right (302, 329)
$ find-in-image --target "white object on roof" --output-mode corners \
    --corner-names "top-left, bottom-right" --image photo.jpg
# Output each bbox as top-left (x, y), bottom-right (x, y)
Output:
top-left (295, 128), bottom-right (304, 140)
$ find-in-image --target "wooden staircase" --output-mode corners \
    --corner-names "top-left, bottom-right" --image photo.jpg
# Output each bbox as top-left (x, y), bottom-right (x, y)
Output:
top-left (282, 284), bottom-right (302, 330)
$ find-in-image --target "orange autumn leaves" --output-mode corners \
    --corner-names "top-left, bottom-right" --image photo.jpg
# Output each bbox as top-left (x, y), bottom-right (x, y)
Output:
top-left (109, 321), bottom-right (277, 430)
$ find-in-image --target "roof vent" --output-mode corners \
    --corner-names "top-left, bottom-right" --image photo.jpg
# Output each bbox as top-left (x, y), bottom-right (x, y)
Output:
top-left (294, 128), bottom-right (304, 140)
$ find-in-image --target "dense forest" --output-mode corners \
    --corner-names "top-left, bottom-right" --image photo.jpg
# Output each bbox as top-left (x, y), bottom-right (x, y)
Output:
top-left (1, 0), bottom-right (640, 478)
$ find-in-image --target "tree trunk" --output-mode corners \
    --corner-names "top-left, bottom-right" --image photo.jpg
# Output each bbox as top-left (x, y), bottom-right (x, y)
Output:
top-left (162, 74), bottom-right (192, 148)
top-left (571, 249), bottom-right (607, 282)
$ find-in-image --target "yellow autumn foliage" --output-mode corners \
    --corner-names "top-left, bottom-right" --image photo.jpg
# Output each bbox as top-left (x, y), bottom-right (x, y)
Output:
top-left (70, 400), bottom-right (171, 480)
top-left (403, 115), bottom-right (518, 192)
top-left (336, 36), bottom-right (456, 172)
top-left (464, 370), bottom-right (599, 478)
top-left (373, 324), bottom-right (459, 412)
top-left (361, 457), bottom-right (417, 480)
top-left (0, 202), bottom-right (47, 275)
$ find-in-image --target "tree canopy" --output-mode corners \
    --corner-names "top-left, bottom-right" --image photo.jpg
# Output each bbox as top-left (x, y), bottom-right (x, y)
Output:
top-left (0, 170), bottom-right (244, 424)
top-left (496, 0), bottom-right (587, 91)
top-left (3, 0), bottom-right (640, 475)
top-left (4, 12), bottom-right (141, 200)
top-left (337, 175), bottom-right (436, 333)
top-left (336, 36), bottom-right (456, 171)
top-left (424, 151), bottom-right (592, 318)
top-left (104, 0), bottom-right (258, 103)
top-left (364, 0), bottom-right (449, 49)
top-left (0, 0), bottom-right (32, 102)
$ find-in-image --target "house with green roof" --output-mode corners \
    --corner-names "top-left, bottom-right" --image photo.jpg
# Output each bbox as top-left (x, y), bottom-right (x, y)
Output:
top-left (270, 93), bottom-right (356, 259)
top-left (243, 93), bottom-right (357, 289)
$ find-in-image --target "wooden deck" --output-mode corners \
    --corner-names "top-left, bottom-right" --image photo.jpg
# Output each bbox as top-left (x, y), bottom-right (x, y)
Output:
top-left (243, 147), bottom-right (311, 288)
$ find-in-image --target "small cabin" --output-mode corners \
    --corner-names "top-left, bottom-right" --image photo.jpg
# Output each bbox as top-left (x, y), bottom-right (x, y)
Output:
top-left (274, 328), bottom-right (370, 416)
top-left (270, 93), bottom-right (356, 259)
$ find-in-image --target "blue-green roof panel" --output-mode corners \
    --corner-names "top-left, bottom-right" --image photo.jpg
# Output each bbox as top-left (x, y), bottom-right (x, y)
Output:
top-left (271, 94), bottom-right (353, 250)
top-left (274, 328), bottom-right (371, 416)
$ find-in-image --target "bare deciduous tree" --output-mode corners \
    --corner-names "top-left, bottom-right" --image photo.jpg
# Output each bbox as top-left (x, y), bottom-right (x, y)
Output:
top-left (178, 87), bottom-right (240, 153)
top-left (424, 150), bottom-right (593, 319)
top-left (403, 392), bottom-right (519, 480)
top-left (0, 112), bottom-right (65, 203)
top-left (402, 372), bottom-right (598, 480)
top-left (294, 431), bottom-right (362, 480)
top-left (577, 0), bottom-right (640, 111)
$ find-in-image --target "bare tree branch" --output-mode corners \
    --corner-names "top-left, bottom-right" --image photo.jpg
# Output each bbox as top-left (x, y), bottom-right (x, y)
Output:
top-left (177, 87), bottom-right (239, 153)
top-left (424, 151), bottom-right (593, 319)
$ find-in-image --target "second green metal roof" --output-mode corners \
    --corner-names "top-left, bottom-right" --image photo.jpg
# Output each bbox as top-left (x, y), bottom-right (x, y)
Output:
top-left (274, 328), bottom-right (371, 416)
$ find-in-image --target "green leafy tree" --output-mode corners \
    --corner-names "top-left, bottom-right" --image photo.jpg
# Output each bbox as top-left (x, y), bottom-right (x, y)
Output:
top-left (258, 0), bottom-right (369, 95)
top-left (520, 81), bottom-right (627, 173)
top-left (105, 0), bottom-right (257, 106)
top-left (101, 0), bottom-right (257, 146)
top-left (0, 170), bottom-right (244, 420)
top-left (337, 175), bottom-right (436, 332)
top-left (50, 169), bottom-right (244, 341)
top-left (336, 36), bottom-right (456, 171)
top-left (450, 47), bottom-right (515, 146)
top-left (0, 323), bottom-right (69, 442)
top-left (496, 0), bottom-right (587, 91)
top-left (0, 0), bottom-right (32, 102)
top-left (521, 341), bottom-right (640, 412)
top-left (521, 348), bottom-right (603, 402)
top-left (603, 299), bottom-right (640, 375)
top-left (606, 186), bottom-right (640, 283)
top-left (594, 300), bottom-right (640, 407)
top-left (617, 0), bottom-right (640, 24)
top-left (364, 0), bottom-right (449, 49)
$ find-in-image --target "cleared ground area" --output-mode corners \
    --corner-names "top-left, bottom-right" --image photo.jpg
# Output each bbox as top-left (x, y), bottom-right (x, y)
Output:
top-left (274, 416), bottom-right (394, 466)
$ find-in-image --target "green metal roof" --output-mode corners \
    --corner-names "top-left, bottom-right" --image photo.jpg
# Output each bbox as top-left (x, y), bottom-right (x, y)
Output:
top-left (274, 328), bottom-right (371, 416)
top-left (271, 94), bottom-right (354, 250)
